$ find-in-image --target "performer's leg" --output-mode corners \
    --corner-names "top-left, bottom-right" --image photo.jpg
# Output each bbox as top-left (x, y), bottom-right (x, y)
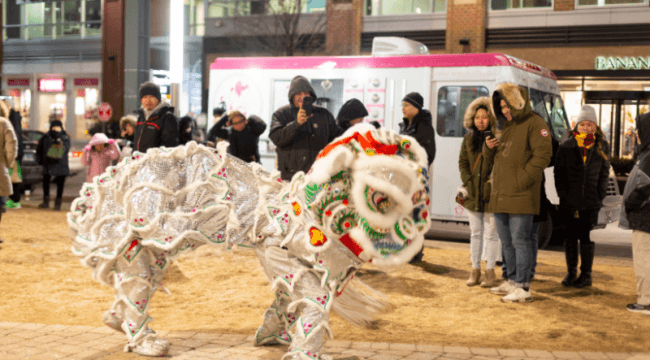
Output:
top-left (110, 244), bottom-right (170, 356)
top-left (282, 271), bottom-right (332, 360)
top-left (255, 290), bottom-right (293, 346)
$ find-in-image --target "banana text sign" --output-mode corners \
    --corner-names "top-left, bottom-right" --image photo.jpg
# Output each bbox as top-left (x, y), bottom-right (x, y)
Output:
top-left (595, 56), bottom-right (650, 71)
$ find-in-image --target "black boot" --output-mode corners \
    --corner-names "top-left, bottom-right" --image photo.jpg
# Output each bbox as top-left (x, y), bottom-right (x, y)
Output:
top-left (408, 246), bottom-right (424, 264)
top-left (39, 196), bottom-right (50, 209)
top-left (54, 198), bottom-right (63, 211)
top-left (562, 239), bottom-right (579, 287)
top-left (574, 242), bottom-right (595, 288)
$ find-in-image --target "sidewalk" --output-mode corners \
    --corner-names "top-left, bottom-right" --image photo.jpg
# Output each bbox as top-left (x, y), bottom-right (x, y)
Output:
top-left (1, 321), bottom-right (649, 360)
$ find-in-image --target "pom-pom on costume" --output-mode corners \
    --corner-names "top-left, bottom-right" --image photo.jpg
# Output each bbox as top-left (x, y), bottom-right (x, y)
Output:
top-left (68, 124), bottom-right (431, 359)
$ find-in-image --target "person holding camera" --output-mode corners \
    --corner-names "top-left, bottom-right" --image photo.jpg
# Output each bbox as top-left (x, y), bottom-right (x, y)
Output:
top-left (270, 75), bottom-right (342, 181)
top-left (210, 110), bottom-right (267, 164)
top-left (456, 97), bottom-right (500, 287)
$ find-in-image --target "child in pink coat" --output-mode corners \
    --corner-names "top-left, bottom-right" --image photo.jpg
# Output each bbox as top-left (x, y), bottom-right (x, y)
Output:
top-left (82, 133), bottom-right (120, 183)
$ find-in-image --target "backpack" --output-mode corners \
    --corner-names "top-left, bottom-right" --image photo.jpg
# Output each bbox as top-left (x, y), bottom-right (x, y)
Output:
top-left (46, 142), bottom-right (65, 162)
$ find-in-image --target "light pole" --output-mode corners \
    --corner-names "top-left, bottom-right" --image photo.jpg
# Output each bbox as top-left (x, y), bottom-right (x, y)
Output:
top-left (169, 0), bottom-right (184, 116)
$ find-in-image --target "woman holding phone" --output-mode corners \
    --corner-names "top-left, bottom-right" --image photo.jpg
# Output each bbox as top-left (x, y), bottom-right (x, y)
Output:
top-left (456, 97), bottom-right (500, 287)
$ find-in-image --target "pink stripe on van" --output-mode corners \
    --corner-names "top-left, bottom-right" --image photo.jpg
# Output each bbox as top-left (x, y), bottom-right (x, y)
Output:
top-left (210, 54), bottom-right (556, 79)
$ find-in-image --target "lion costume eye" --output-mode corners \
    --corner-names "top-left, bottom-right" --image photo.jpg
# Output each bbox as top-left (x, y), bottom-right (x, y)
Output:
top-left (366, 188), bottom-right (392, 214)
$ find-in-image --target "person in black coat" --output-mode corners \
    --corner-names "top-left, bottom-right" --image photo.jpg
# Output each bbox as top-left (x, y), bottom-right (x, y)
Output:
top-left (6, 103), bottom-right (24, 207)
top-left (211, 110), bottom-right (267, 163)
top-left (36, 120), bottom-right (71, 211)
top-left (178, 115), bottom-right (198, 146)
top-left (336, 99), bottom-right (368, 132)
top-left (554, 105), bottom-right (610, 288)
top-left (133, 82), bottom-right (179, 153)
top-left (269, 75), bottom-right (342, 181)
top-left (399, 92), bottom-right (436, 264)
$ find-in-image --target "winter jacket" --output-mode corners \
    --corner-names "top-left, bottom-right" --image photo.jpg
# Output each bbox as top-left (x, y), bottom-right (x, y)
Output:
top-left (212, 114), bottom-right (267, 163)
top-left (456, 97), bottom-right (497, 213)
top-left (554, 134), bottom-right (610, 211)
top-left (620, 112), bottom-right (650, 233)
top-left (179, 116), bottom-right (197, 145)
top-left (399, 109), bottom-right (436, 166)
top-left (36, 129), bottom-right (71, 177)
top-left (0, 117), bottom-right (17, 196)
top-left (82, 134), bottom-right (121, 183)
top-left (8, 109), bottom-right (23, 162)
top-left (484, 83), bottom-right (553, 215)
top-left (337, 98), bottom-right (368, 132)
top-left (133, 101), bottom-right (179, 153)
top-left (270, 76), bottom-right (342, 181)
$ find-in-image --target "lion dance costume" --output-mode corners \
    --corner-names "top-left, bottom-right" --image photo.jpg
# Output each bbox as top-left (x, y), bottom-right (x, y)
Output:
top-left (68, 124), bottom-right (431, 359)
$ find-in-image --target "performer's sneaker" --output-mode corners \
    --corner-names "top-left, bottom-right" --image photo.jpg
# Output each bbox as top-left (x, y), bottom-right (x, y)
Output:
top-left (102, 310), bottom-right (125, 333)
top-left (501, 288), bottom-right (533, 303)
top-left (627, 303), bottom-right (650, 315)
top-left (490, 281), bottom-right (515, 295)
top-left (130, 334), bottom-right (170, 357)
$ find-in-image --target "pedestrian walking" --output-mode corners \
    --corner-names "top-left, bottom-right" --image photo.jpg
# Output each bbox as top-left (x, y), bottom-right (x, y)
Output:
top-left (485, 83), bottom-right (552, 303)
top-left (269, 75), bottom-right (342, 181)
top-left (554, 105), bottom-right (610, 288)
top-left (36, 120), bottom-right (71, 211)
top-left (0, 100), bottom-right (18, 242)
top-left (619, 112), bottom-right (650, 315)
top-left (133, 82), bottom-right (179, 153)
top-left (210, 110), bottom-right (267, 163)
top-left (82, 133), bottom-right (121, 183)
top-left (399, 92), bottom-right (436, 264)
top-left (457, 97), bottom-right (500, 287)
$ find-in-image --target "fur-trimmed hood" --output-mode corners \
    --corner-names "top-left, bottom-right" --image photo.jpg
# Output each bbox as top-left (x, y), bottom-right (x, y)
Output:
top-left (463, 97), bottom-right (497, 130)
top-left (491, 83), bottom-right (533, 127)
top-left (120, 114), bottom-right (137, 131)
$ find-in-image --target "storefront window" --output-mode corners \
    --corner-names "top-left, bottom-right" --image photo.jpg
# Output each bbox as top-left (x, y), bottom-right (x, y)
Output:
top-left (188, 0), bottom-right (206, 36)
top-left (365, 0), bottom-right (446, 15)
top-left (490, 0), bottom-right (552, 10)
top-left (577, 0), bottom-right (647, 6)
top-left (7, 89), bottom-right (32, 129)
top-left (75, 88), bottom-right (99, 141)
top-left (2, 0), bottom-right (102, 41)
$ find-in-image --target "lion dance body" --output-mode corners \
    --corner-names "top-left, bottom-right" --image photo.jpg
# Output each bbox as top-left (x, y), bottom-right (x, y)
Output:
top-left (68, 124), bottom-right (431, 359)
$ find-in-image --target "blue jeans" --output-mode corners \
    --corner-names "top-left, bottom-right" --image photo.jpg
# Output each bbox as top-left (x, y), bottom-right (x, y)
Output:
top-left (530, 222), bottom-right (539, 278)
top-left (494, 213), bottom-right (535, 287)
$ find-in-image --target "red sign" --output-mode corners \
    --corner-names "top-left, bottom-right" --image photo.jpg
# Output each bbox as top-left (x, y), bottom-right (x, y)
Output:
top-left (76, 89), bottom-right (86, 98)
top-left (39, 78), bottom-right (65, 92)
top-left (98, 102), bottom-right (113, 122)
top-left (74, 78), bottom-right (99, 86)
top-left (9, 89), bottom-right (21, 98)
top-left (8, 79), bottom-right (30, 86)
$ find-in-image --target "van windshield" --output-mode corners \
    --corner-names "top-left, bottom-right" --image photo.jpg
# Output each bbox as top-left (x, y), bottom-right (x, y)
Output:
top-left (528, 88), bottom-right (570, 141)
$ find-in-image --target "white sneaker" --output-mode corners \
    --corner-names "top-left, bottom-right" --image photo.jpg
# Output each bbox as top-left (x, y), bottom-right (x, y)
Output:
top-left (501, 288), bottom-right (533, 303)
top-left (490, 281), bottom-right (515, 295)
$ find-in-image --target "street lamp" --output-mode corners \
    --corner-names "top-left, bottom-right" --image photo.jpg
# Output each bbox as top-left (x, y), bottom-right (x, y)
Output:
top-left (170, 0), bottom-right (184, 115)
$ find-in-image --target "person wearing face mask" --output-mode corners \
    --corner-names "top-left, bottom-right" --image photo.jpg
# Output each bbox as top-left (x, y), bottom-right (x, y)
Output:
top-left (457, 97), bottom-right (500, 287)
top-left (484, 83), bottom-right (552, 303)
top-left (269, 75), bottom-right (342, 181)
top-left (554, 105), bottom-right (610, 288)
top-left (36, 120), bottom-right (71, 211)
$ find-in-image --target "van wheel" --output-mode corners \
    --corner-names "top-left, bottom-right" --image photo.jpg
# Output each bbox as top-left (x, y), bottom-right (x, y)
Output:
top-left (538, 216), bottom-right (553, 250)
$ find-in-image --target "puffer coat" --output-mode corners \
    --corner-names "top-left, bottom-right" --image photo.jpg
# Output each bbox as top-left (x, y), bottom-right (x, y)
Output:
top-left (0, 117), bottom-right (17, 196)
top-left (485, 83), bottom-right (553, 215)
top-left (554, 130), bottom-right (610, 211)
top-left (457, 97), bottom-right (497, 213)
top-left (399, 109), bottom-right (436, 166)
top-left (620, 112), bottom-right (650, 233)
top-left (36, 129), bottom-right (71, 177)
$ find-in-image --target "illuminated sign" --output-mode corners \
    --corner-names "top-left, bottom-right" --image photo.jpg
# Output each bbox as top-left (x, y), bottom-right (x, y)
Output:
top-left (38, 78), bottom-right (66, 92)
top-left (8, 79), bottom-right (30, 86)
top-left (74, 78), bottom-right (99, 86)
top-left (595, 56), bottom-right (650, 70)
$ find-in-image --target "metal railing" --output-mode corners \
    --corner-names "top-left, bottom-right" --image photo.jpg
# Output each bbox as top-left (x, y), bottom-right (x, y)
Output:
top-left (3, 21), bottom-right (102, 41)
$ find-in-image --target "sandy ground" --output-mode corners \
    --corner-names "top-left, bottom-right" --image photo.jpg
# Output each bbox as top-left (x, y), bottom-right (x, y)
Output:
top-left (1, 205), bottom-right (649, 353)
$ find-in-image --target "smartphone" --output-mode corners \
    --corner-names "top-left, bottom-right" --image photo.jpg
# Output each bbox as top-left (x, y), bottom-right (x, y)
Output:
top-left (302, 96), bottom-right (314, 117)
top-left (483, 130), bottom-right (494, 139)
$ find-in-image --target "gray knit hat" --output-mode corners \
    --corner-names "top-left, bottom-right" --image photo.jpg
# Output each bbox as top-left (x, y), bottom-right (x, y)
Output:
top-left (576, 105), bottom-right (598, 126)
top-left (139, 81), bottom-right (161, 102)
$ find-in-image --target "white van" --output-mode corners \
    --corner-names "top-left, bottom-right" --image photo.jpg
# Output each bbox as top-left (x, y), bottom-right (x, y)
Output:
top-left (207, 45), bottom-right (621, 248)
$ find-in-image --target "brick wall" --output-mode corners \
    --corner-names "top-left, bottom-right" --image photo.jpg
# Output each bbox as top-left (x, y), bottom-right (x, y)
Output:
top-left (446, 0), bottom-right (487, 53)
top-left (326, 0), bottom-right (363, 55)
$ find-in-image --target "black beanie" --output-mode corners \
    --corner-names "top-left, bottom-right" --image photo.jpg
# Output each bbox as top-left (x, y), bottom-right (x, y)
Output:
top-left (50, 120), bottom-right (63, 129)
top-left (337, 99), bottom-right (369, 124)
top-left (139, 81), bottom-right (161, 102)
top-left (213, 107), bottom-right (226, 116)
top-left (402, 92), bottom-right (423, 110)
